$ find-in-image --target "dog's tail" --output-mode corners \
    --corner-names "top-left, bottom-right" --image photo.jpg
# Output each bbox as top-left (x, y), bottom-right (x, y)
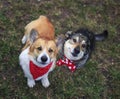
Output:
top-left (95, 30), bottom-right (108, 41)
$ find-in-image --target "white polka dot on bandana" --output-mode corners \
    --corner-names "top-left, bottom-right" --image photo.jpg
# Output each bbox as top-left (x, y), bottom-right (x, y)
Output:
top-left (68, 66), bottom-right (71, 69)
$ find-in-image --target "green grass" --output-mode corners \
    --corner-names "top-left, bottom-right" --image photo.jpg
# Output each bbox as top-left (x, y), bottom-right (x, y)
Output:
top-left (0, 0), bottom-right (120, 99)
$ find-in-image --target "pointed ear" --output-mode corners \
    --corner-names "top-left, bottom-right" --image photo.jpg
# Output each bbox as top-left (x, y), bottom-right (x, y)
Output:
top-left (29, 29), bottom-right (38, 43)
top-left (55, 34), bottom-right (65, 51)
top-left (65, 31), bottom-right (73, 38)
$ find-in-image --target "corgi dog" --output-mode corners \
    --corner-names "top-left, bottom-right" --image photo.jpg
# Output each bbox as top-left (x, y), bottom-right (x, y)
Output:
top-left (19, 16), bottom-right (58, 88)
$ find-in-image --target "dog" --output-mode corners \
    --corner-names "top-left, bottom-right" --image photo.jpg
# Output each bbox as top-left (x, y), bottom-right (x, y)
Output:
top-left (19, 16), bottom-right (58, 88)
top-left (57, 28), bottom-right (108, 72)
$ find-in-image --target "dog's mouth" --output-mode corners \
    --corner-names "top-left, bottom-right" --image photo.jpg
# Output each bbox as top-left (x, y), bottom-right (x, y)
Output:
top-left (67, 50), bottom-right (85, 61)
top-left (36, 60), bottom-right (52, 67)
top-left (71, 52), bottom-right (78, 57)
top-left (37, 61), bottom-right (48, 65)
top-left (35, 55), bottom-right (52, 67)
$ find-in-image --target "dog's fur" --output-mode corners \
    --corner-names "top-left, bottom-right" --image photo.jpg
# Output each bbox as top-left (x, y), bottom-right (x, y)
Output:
top-left (22, 15), bottom-right (55, 50)
top-left (57, 28), bottom-right (108, 69)
top-left (19, 16), bottom-right (58, 88)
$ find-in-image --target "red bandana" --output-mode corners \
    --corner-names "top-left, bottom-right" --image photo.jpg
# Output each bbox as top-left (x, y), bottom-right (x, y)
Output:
top-left (56, 56), bottom-right (76, 72)
top-left (30, 61), bottom-right (53, 79)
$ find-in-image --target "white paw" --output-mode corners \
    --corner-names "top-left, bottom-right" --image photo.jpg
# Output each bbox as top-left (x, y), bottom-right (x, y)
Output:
top-left (42, 81), bottom-right (50, 88)
top-left (27, 79), bottom-right (35, 88)
top-left (41, 78), bottom-right (50, 88)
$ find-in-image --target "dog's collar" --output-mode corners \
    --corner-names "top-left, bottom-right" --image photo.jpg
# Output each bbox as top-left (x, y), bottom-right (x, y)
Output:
top-left (56, 53), bottom-right (88, 72)
top-left (30, 61), bottom-right (53, 79)
top-left (56, 56), bottom-right (76, 72)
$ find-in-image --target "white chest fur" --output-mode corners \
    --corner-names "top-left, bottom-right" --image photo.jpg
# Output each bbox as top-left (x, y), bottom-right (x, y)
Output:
top-left (19, 47), bottom-right (56, 88)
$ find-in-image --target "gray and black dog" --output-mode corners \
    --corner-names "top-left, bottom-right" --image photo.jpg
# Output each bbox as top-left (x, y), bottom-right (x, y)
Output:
top-left (57, 28), bottom-right (108, 71)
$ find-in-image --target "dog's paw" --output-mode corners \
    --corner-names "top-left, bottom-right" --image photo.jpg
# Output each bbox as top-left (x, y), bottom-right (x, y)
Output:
top-left (42, 81), bottom-right (50, 88)
top-left (27, 79), bottom-right (35, 88)
top-left (41, 78), bottom-right (50, 88)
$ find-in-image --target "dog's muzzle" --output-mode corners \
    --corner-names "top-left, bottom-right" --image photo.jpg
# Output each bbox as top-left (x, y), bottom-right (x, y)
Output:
top-left (36, 53), bottom-right (51, 66)
top-left (72, 46), bottom-right (80, 57)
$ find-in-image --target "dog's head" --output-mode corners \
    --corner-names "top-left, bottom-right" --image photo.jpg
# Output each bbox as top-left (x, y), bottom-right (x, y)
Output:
top-left (28, 29), bottom-right (58, 67)
top-left (64, 31), bottom-right (90, 61)
top-left (57, 29), bottom-right (95, 61)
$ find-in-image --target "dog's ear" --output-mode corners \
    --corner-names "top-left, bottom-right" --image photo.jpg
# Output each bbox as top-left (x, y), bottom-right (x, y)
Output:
top-left (55, 34), bottom-right (65, 58)
top-left (56, 34), bottom-right (65, 51)
top-left (65, 31), bottom-right (73, 38)
top-left (29, 29), bottom-right (38, 43)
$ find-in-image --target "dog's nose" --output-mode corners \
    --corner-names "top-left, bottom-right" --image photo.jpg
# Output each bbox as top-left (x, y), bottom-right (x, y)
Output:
top-left (74, 46), bottom-right (80, 54)
top-left (41, 55), bottom-right (48, 62)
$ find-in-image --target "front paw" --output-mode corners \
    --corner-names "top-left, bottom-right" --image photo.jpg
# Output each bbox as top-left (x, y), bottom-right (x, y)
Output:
top-left (41, 78), bottom-right (50, 88)
top-left (27, 79), bottom-right (35, 88)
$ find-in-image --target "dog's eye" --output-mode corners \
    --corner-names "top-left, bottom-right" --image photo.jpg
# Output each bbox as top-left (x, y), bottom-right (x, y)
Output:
top-left (37, 46), bottom-right (42, 51)
top-left (73, 38), bottom-right (77, 43)
top-left (48, 48), bottom-right (53, 53)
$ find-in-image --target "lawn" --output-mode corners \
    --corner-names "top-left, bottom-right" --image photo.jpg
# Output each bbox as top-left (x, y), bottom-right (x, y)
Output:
top-left (0, 0), bottom-right (120, 99)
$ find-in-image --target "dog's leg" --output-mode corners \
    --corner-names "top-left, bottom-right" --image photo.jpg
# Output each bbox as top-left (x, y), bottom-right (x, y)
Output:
top-left (76, 54), bottom-right (89, 68)
top-left (41, 75), bottom-right (50, 88)
top-left (27, 78), bottom-right (35, 88)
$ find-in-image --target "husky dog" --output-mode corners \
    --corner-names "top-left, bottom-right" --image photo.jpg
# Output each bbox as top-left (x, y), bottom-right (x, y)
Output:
top-left (57, 28), bottom-right (108, 72)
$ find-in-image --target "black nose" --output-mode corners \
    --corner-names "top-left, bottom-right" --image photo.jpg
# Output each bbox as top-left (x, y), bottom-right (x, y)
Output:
top-left (41, 55), bottom-right (48, 63)
top-left (74, 46), bottom-right (80, 54)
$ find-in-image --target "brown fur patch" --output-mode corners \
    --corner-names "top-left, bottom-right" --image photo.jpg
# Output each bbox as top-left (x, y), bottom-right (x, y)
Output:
top-left (22, 15), bottom-right (55, 50)
top-left (25, 16), bottom-right (54, 40)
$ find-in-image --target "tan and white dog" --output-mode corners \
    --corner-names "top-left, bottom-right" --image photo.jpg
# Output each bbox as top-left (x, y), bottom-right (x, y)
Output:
top-left (19, 16), bottom-right (58, 88)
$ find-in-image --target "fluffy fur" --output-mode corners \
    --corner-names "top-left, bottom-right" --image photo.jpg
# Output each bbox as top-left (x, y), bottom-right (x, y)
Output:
top-left (22, 15), bottom-right (55, 50)
top-left (57, 28), bottom-right (108, 69)
top-left (19, 16), bottom-right (58, 88)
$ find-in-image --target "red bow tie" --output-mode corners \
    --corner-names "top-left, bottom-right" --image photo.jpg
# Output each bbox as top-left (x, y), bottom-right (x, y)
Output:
top-left (56, 56), bottom-right (76, 72)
